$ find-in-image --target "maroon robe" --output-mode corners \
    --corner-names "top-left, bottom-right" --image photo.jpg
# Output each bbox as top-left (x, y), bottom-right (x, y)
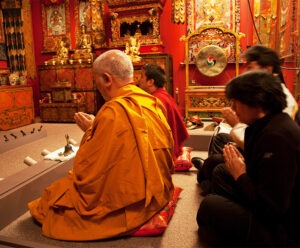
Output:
top-left (153, 88), bottom-right (189, 159)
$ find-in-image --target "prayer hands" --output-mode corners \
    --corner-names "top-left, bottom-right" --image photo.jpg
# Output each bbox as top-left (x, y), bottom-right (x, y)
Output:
top-left (223, 144), bottom-right (246, 180)
top-left (74, 112), bottom-right (95, 132)
top-left (221, 107), bottom-right (240, 127)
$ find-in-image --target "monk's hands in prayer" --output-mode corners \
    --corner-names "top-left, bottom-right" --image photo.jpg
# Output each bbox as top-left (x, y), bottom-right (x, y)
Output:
top-left (74, 112), bottom-right (95, 132)
top-left (221, 107), bottom-right (240, 127)
top-left (223, 144), bottom-right (246, 180)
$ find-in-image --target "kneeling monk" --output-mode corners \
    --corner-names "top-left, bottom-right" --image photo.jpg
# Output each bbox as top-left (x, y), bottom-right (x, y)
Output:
top-left (28, 49), bottom-right (174, 241)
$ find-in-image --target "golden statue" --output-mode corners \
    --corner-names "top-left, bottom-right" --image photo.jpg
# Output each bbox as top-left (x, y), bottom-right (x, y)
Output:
top-left (72, 25), bottom-right (93, 63)
top-left (45, 37), bottom-right (69, 65)
top-left (56, 37), bottom-right (69, 60)
top-left (125, 36), bottom-right (141, 63)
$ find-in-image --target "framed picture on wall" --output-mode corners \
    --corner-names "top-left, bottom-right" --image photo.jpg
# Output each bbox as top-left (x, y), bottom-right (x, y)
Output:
top-left (253, 0), bottom-right (277, 50)
top-left (73, 0), bottom-right (106, 49)
top-left (278, 0), bottom-right (293, 58)
top-left (42, 0), bottom-right (71, 52)
top-left (186, 0), bottom-right (241, 34)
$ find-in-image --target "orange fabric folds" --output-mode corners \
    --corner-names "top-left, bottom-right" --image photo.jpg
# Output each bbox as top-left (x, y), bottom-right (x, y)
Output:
top-left (28, 85), bottom-right (175, 241)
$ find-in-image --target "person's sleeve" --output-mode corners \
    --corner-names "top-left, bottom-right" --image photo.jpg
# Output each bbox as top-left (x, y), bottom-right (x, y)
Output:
top-left (229, 123), bottom-right (247, 150)
top-left (282, 84), bottom-right (298, 119)
top-left (235, 133), bottom-right (297, 222)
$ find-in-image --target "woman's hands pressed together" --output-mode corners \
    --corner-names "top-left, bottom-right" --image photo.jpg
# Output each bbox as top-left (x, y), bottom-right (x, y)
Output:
top-left (223, 144), bottom-right (246, 180)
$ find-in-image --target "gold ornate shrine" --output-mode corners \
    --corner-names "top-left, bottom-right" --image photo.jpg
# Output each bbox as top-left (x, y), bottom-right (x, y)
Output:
top-left (181, 26), bottom-right (244, 119)
top-left (107, 0), bottom-right (165, 49)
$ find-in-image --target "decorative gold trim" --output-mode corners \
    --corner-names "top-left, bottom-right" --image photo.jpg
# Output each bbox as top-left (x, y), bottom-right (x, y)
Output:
top-left (185, 86), bottom-right (229, 119)
top-left (186, 0), bottom-right (239, 34)
top-left (22, 0), bottom-right (36, 79)
top-left (109, 6), bottom-right (163, 47)
top-left (172, 0), bottom-right (185, 24)
top-left (73, 0), bottom-right (106, 50)
top-left (181, 25), bottom-right (244, 88)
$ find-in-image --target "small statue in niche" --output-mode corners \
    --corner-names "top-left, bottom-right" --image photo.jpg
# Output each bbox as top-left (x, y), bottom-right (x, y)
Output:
top-left (72, 24), bottom-right (93, 63)
top-left (125, 36), bottom-right (141, 63)
top-left (57, 37), bottom-right (69, 59)
top-left (78, 24), bottom-right (92, 51)
top-left (56, 37), bottom-right (69, 61)
top-left (45, 37), bottom-right (69, 65)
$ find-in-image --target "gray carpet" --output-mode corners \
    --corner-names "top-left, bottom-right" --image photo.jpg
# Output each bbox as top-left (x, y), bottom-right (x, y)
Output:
top-left (0, 121), bottom-right (211, 247)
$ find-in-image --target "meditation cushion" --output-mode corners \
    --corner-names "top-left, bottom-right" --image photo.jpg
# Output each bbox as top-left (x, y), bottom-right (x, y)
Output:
top-left (131, 186), bottom-right (183, 236)
top-left (174, 147), bottom-right (193, 172)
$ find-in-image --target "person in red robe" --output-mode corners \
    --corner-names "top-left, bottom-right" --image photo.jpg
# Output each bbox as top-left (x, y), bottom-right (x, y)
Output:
top-left (138, 64), bottom-right (189, 161)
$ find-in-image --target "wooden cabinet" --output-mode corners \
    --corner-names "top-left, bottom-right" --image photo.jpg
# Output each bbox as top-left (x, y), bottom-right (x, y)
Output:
top-left (38, 64), bottom-right (103, 123)
top-left (185, 87), bottom-right (229, 119)
top-left (40, 103), bottom-right (86, 123)
top-left (38, 55), bottom-right (172, 122)
top-left (0, 86), bottom-right (34, 130)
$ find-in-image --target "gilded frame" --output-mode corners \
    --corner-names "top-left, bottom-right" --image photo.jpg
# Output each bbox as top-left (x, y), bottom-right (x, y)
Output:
top-left (181, 26), bottom-right (244, 88)
top-left (42, 0), bottom-right (71, 52)
top-left (186, 0), bottom-right (240, 34)
top-left (278, 0), bottom-right (294, 58)
top-left (107, 2), bottom-right (164, 48)
top-left (73, 0), bottom-right (106, 49)
top-left (109, 9), bottom-right (162, 47)
top-left (253, 0), bottom-right (277, 50)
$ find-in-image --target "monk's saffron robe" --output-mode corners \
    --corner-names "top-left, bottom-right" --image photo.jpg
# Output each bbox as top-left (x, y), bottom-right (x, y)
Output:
top-left (152, 88), bottom-right (189, 158)
top-left (28, 84), bottom-right (174, 241)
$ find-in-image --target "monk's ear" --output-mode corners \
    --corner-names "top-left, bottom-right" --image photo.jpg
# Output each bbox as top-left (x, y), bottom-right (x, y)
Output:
top-left (103, 72), bottom-right (113, 86)
top-left (147, 78), bottom-right (155, 87)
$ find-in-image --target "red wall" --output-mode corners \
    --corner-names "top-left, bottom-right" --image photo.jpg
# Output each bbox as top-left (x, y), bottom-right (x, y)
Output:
top-left (28, 0), bottom-right (297, 117)
top-left (160, 0), bottom-right (250, 114)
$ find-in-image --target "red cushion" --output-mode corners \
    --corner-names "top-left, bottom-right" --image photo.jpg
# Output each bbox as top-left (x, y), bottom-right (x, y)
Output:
top-left (174, 146), bottom-right (193, 172)
top-left (131, 186), bottom-right (183, 237)
top-left (174, 160), bottom-right (193, 171)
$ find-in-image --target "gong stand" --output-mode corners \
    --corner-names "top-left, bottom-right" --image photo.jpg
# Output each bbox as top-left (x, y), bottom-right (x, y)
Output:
top-left (181, 26), bottom-right (244, 119)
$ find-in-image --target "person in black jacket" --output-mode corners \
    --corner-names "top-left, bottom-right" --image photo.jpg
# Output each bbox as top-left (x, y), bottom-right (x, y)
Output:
top-left (194, 45), bottom-right (299, 192)
top-left (197, 71), bottom-right (300, 247)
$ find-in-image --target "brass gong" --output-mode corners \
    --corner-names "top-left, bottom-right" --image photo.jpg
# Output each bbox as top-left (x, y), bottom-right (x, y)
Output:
top-left (195, 45), bottom-right (228, 77)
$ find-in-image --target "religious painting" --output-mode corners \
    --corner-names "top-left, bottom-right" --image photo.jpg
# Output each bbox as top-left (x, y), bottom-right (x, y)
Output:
top-left (278, 0), bottom-right (293, 58)
top-left (253, 0), bottom-right (277, 49)
top-left (73, 0), bottom-right (106, 49)
top-left (186, 0), bottom-right (240, 34)
top-left (77, 1), bottom-right (92, 33)
top-left (186, 27), bottom-right (243, 64)
top-left (42, 0), bottom-right (71, 52)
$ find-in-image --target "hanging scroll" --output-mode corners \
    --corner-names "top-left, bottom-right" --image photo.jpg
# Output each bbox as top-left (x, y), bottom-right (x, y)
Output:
top-left (42, 0), bottom-right (71, 52)
top-left (278, 0), bottom-right (294, 57)
top-left (2, 9), bottom-right (26, 74)
top-left (73, 0), bottom-right (106, 49)
top-left (186, 0), bottom-right (240, 34)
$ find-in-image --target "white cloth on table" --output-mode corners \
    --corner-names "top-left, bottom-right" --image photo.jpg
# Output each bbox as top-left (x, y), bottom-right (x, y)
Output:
top-left (44, 145), bottom-right (79, 162)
